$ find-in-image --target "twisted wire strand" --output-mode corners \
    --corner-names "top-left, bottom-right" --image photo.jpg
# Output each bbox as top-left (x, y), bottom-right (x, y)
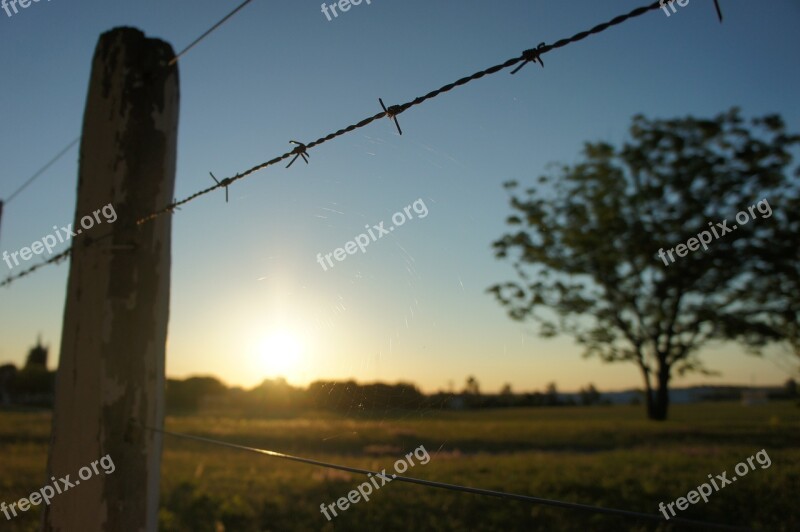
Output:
top-left (2, 1), bottom-right (676, 287)
top-left (137, 1), bottom-right (665, 225)
top-left (1, 4), bottom-right (746, 526)
top-left (0, 231), bottom-right (114, 288)
top-left (0, 248), bottom-right (71, 288)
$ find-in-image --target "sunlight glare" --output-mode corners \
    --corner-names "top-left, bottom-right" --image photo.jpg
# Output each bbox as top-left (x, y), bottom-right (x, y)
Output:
top-left (258, 330), bottom-right (304, 379)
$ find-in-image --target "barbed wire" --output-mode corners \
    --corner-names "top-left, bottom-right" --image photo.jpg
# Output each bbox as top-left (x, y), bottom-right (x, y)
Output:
top-left (147, 424), bottom-right (748, 531)
top-left (0, 231), bottom-right (114, 288)
top-left (0, 0), bottom-right (253, 232)
top-left (2, 0), bottom-right (253, 207)
top-left (0, 0), bottom-right (719, 289)
top-left (2, 3), bottom-right (746, 526)
top-left (1, 0), bottom-right (259, 285)
top-left (0, 248), bottom-right (71, 288)
top-left (136, 0), bottom-right (674, 225)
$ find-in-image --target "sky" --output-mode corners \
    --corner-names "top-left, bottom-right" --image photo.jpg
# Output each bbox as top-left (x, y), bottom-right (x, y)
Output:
top-left (1, 0), bottom-right (799, 394)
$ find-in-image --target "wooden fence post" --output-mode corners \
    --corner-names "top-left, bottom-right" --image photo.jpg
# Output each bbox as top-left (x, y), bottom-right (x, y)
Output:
top-left (43, 27), bottom-right (178, 531)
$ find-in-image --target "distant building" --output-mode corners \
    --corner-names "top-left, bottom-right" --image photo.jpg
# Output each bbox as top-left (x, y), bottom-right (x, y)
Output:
top-left (25, 336), bottom-right (48, 370)
top-left (448, 396), bottom-right (465, 410)
top-left (741, 390), bottom-right (768, 406)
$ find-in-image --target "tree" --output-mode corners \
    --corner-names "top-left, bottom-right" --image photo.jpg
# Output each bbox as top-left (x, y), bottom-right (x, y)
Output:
top-left (727, 190), bottom-right (800, 368)
top-left (464, 375), bottom-right (481, 396)
top-left (545, 382), bottom-right (559, 406)
top-left (166, 376), bottom-right (227, 413)
top-left (784, 378), bottom-right (797, 398)
top-left (579, 383), bottom-right (601, 406)
top-left (489, 108), bottom-right (800, 420)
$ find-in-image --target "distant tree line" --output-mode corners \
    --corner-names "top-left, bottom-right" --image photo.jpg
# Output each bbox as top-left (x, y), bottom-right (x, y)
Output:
top-left (3, 363), bottom-right (796, 415)
top-left (161, 376), bottom-right (618, 417)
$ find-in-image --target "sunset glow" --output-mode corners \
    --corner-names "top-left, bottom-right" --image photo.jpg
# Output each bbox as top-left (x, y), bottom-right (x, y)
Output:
top-left (257, 330), bottom-right (305, 379)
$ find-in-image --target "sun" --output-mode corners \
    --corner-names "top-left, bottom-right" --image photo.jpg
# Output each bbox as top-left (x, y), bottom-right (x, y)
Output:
top-left (258, 330), bottom-right (304, 378)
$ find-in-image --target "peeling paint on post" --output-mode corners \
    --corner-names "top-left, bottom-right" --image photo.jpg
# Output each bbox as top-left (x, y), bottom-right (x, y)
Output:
top-left (43, 27), bottom-right (178, 532)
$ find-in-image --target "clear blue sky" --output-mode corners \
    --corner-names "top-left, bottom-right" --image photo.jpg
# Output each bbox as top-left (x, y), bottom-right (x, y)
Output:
top-left (1, 0), bottom-right (798, 393)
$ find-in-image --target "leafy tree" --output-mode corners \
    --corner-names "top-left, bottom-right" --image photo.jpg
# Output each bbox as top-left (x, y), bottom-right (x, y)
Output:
top-left (489, 108), bottom-right (800, 420)
top-left (306, 380), bottom-right (424, 411)
top-left (165, 376), bottom-right (227, 413)
top-left (784, 378), bottom-right (797, 398)
top-left (579, 383), bottom-right (601, 406)
top-left (545, 382), bottom-right (559, 406)
top-left (728, 190), bottom-right (800, 368)
top-left (462, 375), bottom-right (482, 408)
top-left (464, 375), bottom-right (481, 396)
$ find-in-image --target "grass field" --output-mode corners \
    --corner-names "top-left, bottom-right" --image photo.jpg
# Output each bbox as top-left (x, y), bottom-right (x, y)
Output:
top-left (1, 402), bottom-right (798, 531)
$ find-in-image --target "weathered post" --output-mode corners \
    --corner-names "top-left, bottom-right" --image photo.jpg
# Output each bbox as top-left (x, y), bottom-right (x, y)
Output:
top-left (43, 27), bottom-right (178, 531)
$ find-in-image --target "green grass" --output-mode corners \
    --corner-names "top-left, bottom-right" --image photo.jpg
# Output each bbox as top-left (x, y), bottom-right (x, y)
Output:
top-left (1, 402), bottom-right (799, 531)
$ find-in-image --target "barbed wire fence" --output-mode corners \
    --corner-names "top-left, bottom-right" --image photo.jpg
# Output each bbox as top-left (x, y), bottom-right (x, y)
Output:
top-left (0, 1), bottom-right (747, 530)
top-left (1, 0), bottom-right (722, 289)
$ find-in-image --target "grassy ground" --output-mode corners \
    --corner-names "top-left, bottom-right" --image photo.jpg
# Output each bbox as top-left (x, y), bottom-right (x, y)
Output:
top-left (1, 402), bottom-right (798, 531)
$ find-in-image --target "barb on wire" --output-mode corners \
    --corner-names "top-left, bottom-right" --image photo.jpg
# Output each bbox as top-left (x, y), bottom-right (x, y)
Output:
top-left (0, 247), bottom-right (71, 288)
top-left (286, 141), bottom-right (310, 168)
top-left (2, 1), bottom-right (689, 285)
top-left (145, 424), bottom-right (749, 531)
top-left (511, 43), bottom-right (546, 75)
top-left (210, 172), bottom-right (230, 202)
top-left (168, 0), bottom-right (256, 66)
top-left (379, 98), bottom-right (404, 135)
top-left (134, 1), bottom-right (669, 228)
top-left (0, 230), bottom-right (116, 288)
top-left (713, 0), bottom-right (724, 23)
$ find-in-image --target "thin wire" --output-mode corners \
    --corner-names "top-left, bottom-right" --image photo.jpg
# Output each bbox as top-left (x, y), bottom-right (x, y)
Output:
top-left (0, 1), bottom-right (686, 287)
top-left (138, 1), bottom-right (667, 225)
top-left (765, 350), bottom-right (799, 376)
top-left (2, 0), bottom-right (254, 206)
top-left (168, 0), bottom-right (256, 66)
top-left (3, 137), bottom-right (80, 204)
top-left (149, 425), bottom-right (749, 531)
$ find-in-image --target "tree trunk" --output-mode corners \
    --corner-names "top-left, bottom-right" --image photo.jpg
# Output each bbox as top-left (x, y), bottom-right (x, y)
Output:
top-left (639, 357), bottom-right (671, 421)
top-left (639, 363), bottom-right (654, 418)
top-left (651, 364), bottom-right (671, 421)
top-left (645, 360), bottom-right (671, 421)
